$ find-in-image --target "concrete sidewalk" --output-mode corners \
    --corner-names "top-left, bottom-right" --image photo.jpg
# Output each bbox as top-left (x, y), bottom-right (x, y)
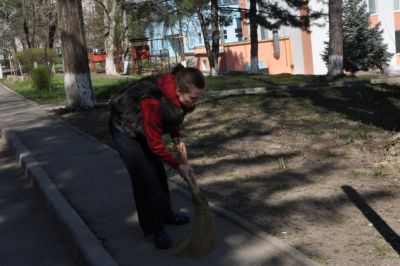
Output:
top-left (0, 84), bottom-right (319, 266)
top-left (0, 140), bottom-right (75, 266)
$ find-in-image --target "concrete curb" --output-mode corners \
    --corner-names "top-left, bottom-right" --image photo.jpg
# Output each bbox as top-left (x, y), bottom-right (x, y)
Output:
top-left (1, 129), bottom-right (117, 266)
top-left (205, 77), bottom-right (400, 98)
top-left (205, 82), bottom-right (361, 98)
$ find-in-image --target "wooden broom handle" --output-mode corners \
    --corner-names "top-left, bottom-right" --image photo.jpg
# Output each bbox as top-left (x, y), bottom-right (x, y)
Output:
top-left (176, 148), bottom-right (200, 193)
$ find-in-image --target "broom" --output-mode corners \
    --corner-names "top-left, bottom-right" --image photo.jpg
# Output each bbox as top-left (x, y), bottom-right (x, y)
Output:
top-left (171, 148), bottom-right (214, 258)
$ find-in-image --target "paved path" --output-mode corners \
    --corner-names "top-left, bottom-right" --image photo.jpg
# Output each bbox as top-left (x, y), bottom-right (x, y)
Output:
top-left (0, 141), bottom-right (76, 266)
top-left (0, 84), bottom-right (318, 266)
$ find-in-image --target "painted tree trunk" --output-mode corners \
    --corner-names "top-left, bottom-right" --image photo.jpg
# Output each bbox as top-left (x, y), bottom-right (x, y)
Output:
top-left (64, 73), bottom-right (94, 108)
top-left (122, 9), bottom-right (130, 74)
top-left (104, 0), bottom-right (118, 75)
top-left (328, 0), bottom-right (343, 77)
top-left (58, 0), bottom-right (95, 110)
top-left (249, 0), bottom-right (259, 73)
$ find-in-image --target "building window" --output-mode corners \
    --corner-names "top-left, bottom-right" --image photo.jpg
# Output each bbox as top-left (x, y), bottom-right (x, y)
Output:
top-left (260, 27), bottom-right (268, 40)
top-left (396, 31), bottom-right (400, 53)
top-left (395, 0), bottom-right (400, 11)
top-left (235, 17), bottom-right (243, 41)
top-left (367, 0), bottom-right (376, 14)
top-left (218, 0), bottom-right (238, 5)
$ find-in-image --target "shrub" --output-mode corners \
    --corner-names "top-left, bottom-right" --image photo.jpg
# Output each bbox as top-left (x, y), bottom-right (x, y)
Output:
top-left (30, 66), bottom-right (52, 91)
top-left (15, 48), bottom-right (56, 73)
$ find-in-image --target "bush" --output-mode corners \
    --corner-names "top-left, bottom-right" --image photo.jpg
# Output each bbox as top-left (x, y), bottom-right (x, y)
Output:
top-left (15, 48), bottom-right (56, 73)
top-left (30, 66), bottom-right (52, 91)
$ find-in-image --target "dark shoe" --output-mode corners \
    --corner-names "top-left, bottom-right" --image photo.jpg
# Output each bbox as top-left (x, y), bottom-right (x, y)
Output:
top-left (153, 231), bottom-right (172, 249)
top-left (165, 211), bottom-right (190, 225)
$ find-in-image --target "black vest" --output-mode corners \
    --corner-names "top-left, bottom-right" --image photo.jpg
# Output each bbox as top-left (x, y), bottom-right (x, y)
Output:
top-left (110, 76), bottom-right (185, 137)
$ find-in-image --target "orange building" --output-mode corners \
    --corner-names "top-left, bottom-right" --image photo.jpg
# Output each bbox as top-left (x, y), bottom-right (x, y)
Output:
top-left (193, 0), bottom-right (315, 75)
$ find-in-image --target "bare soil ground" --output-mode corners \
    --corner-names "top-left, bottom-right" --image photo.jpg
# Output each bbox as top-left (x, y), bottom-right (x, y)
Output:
top-left (55, 83), bottom-right (400, 265)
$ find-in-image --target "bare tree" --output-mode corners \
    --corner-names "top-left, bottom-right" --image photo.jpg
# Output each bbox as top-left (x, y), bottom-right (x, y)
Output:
top-left (327, 0), bottom-right (343, 77)
top-left (58, 0), bottom-right (95, 110)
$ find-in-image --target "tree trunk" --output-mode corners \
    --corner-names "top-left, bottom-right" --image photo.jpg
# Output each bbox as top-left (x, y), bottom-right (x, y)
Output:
top-left (249, 0), bottom-right (258, 73)
top-left (197, 8), bottom-right (213, 73)
top-left (58, 0), bottom-right (95, 110)
top-left (210, 0), bottom-right (219, 76)
top-left (104, 0), bottom-right (118, 75)
top-left (328, 0), bottom-right (343, 77)
top-left (22, 0), bottom-right (32, 48)
top-left (122, 8), bottom-right (130, 74)
top-left (48, 7), bottom-right (57, 49)
top-left (178, 17), bottom-right (186, 64)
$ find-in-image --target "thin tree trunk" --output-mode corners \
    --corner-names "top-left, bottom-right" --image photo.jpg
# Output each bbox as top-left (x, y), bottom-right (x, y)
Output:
top-left (250, 0), bottom-right (258, 73)
top-left (44, 43), bottom-right (52, 92)
top-left (210, 0), bottom-right (219, 76)
top-left (58, 0), bottom-right (95, 110)
top-left (328, 0), bottom-right (343, 77)
top-left (31, 0), bottom-right (37, 48)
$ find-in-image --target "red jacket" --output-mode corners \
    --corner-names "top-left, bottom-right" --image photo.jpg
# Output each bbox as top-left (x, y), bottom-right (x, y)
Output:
top-left (140, 74), bottom-right (181, 169)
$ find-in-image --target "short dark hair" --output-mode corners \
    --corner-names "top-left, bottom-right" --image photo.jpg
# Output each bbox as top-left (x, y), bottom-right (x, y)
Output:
top-left (172, 64), bottom-right (205, 92)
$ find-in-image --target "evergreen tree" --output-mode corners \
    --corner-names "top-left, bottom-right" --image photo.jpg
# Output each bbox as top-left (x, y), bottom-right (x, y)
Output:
top-left (323, 0), bottom-right (391, 73)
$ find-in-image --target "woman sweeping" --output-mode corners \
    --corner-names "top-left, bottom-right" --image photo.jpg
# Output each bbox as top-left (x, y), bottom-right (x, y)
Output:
top-left (109, 65), bottom-right (205, 250)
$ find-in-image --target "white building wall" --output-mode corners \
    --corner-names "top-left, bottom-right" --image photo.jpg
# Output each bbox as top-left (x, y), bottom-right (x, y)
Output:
top-left (268, 0), bottom-right (306, 74)
top-left (309, 0), bottom-right (328, 75)
top-left (280, 26), bottom-right (305, 74)
top-left (377, 1), bottom-right (400, 75)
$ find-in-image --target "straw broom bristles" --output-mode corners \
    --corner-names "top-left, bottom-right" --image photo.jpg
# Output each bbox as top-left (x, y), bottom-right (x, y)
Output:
top-left (171, 150), bottom-right (214, 258)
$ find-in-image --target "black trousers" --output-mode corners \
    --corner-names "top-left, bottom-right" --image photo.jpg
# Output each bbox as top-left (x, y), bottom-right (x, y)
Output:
top-left (109, 120), bottom-right (173, 236)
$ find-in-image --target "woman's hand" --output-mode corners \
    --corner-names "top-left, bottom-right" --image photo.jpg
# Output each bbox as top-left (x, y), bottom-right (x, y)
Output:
top-left (177, 164), bottom-right (193, 181)
top-left (174, 141), bottom-right (187, 163)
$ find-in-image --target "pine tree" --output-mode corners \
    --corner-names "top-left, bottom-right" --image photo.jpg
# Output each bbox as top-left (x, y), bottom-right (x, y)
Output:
top-left (323, 0), bottom-right (391, 73)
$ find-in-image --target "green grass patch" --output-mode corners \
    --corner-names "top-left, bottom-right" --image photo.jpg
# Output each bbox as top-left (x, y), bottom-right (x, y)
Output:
top-left (339, 124), bottom-right (376, 143)
top-left (373, 166), bottom-right (388, 177)
top-left (318, 149), bottom-right (338, 160)
top-left (278, 157), bottom-right (287, 170)
top-left (350, 170), bottom-right (363, 178)
top-left (3, 76), bottom-right (66, 104)
top-left (2, 74), bottom-right (137, 105)
top-left (373, 242), bottom-right (394, 259)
